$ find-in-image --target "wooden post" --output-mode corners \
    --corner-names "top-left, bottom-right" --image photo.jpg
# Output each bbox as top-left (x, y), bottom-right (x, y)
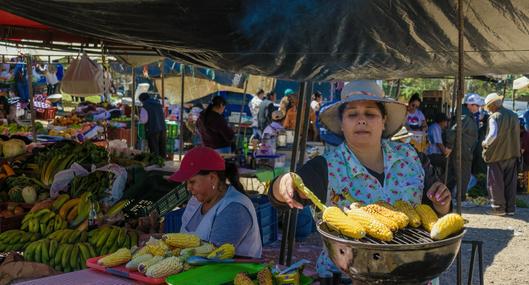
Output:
top-left (179, 66), bottom-right (185, 160)
top-left (456, 0), bottom-right (464, 284)
top-left (26, 55), bottom-right (37, 142)
top-left (235, 78), bottom-right (249, 151)
top-left (160, 59), bottom-right (165, 108)
top-left (513, 89), bottom-right (516, 110)
top-left (131, 68), bottom-right (136, 148)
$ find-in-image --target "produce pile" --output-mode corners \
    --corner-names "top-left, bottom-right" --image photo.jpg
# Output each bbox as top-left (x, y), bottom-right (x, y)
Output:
top-left (0, 123), bottom-right (45, 137)
top-left (95, 233), bottom-right (236, 279)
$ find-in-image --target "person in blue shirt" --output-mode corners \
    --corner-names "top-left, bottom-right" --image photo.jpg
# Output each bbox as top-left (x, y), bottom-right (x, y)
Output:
top-left (427, 113), bottom-right (451, 176)
top-left (13, 57), bottom-right (29, 103)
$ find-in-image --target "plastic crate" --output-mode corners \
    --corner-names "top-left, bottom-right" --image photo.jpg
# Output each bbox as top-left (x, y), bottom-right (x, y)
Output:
top-left (36, 107), bottom-right (57, 120)
top-left (250, 194), bottom-right (278, 245)
top-left (124, 184), bottom-right (189, 218)
top-left (295, 206), bottom-right (316, 240)
top-left (163, 208), bottom-right (185, 233)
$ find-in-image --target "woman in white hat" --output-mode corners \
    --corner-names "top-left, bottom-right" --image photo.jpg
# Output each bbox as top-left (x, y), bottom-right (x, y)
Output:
top-left (268, 81), bottom-right (451, 281)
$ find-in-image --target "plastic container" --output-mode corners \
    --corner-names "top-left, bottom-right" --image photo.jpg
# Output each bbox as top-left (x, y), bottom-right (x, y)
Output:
top-left (250, 195), bottom-right (278, 245)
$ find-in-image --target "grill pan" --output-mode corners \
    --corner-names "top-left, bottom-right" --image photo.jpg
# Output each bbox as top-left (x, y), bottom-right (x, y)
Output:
top-left (317, 221), bottom-right (465, 285)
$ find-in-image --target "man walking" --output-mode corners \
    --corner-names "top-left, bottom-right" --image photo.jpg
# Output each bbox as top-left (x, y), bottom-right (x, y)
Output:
top-left (482, 93), bottom-right (520, 216)
top-left (249, 89), bottom-right (265, 139)
top-left (257, 91), bottom-right (276, 133)
top-left (139, 92), bottom-right (167, 158)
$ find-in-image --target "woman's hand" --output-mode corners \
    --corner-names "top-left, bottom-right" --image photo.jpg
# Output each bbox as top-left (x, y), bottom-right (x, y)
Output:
top-left (426, 182), bottom-right (451, 215)
top-left (272, 173), bottom-right (305, 209)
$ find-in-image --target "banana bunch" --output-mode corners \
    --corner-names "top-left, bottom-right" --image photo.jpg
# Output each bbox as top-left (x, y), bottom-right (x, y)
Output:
top-left (89, 226), bottom-right (139, 256)
top-left (24, 238), bottom-right (97, 272)
top-left (22, 208), bottom-right (68, 236)
top-left (40, 153), bottom-right (77, 187)
top-left (47, 229), bottom-right (89, 244)
top-left (0, 230), bottom-right (40, 252)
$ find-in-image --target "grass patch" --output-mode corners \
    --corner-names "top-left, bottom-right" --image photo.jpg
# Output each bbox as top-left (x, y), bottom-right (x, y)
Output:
top-left (516, 198), bottom-right (529, 208)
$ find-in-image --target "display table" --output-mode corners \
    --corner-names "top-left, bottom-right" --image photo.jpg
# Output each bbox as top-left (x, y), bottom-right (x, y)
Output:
top-left (15, 269), bottom-right (141, 285)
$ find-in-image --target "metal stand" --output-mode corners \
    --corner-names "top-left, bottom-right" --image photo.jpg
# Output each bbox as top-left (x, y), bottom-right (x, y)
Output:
top-left (462, 240), bottom-right (484, 285)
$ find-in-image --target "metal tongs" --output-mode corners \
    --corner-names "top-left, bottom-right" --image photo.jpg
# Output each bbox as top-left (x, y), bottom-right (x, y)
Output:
top-left (290, 173), bottom-right (326, 212)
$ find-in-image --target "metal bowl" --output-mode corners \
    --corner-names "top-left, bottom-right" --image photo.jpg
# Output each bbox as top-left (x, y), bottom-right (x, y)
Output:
top-left (317, 221), bottom-right (465, 285)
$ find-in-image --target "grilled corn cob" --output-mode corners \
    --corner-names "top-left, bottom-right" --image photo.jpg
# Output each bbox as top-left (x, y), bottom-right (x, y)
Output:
top-left (162, 233), bottom-right (201, 248)
top-left (145, 256), bottom-right (184, 278)
top-left (352, 204), bottom-right (399, 232)
top-left (323, 206), bottom-right (366, 239)
top-left (145, 239), bottom-right (170, 256)
top-left (415, 204), bottom-right (438, 232)
top-left (345, 207), bottom-right (393, 241)
top-left (97, 248), bottom-right (132, 267)
top-left (430, 213), bottom-right (464, 240)
top-left (394, 200), bottom-right (422, 228)
top-left (207, 243), bottom-right (235, 259)
top-left (234, 272), bottom-right (254, 285)
top-left (257, 267), bottom-right (273, 285)
top-left (364, 203), bottom-right (409, 229)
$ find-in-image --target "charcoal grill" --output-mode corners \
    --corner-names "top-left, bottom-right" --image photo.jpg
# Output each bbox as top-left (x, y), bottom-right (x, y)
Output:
top-left (317, 221), bottom-right (465, 285)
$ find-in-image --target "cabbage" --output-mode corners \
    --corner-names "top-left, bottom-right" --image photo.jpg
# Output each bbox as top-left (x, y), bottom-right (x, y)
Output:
top-left (3, 139), bottom-right (26, 158)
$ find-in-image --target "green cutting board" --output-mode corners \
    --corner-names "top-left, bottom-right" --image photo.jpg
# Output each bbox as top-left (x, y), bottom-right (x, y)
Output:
top-left (165, 263), bottom-right (313, 285)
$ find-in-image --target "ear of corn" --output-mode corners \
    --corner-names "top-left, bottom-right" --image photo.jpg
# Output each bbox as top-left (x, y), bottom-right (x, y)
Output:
top-left (97, 248), bottom-right (132, 267)
top-left (323, 206), bottom-right (366, 239)
top-left (132, 246), bottom-right (150, 259)
top-left (364, 203), bottom-right (409, 229)
top-left (257, 267), bottom-right (273, 285)
top-left (162, 233), bottom-right (201, 248)
top-left (415, 204), bottom-right (439, 232)
top-left (145, 256), bottom-right (184, 279)
top-left (345, 207), bottom-right (393, 241)
top-left (138, 255), bottom-right (165, 273)
top-left (394, 200), bottom-right (422, 228)
top-left (207, 243), bottom-right (235, 259)
top-left (234, 272), bottom-right (254, 285)
top-left (430, 213), bottom-right (464, 240)
top-left (180, 243), bottom-right (215, 257)
top-left (125, 254), bottom-right (153, 271)
top-left (145, 239), bottom-right (170, 256)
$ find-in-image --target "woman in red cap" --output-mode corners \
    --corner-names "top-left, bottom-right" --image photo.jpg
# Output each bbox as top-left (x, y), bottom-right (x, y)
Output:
top-left (169, 147), bottom-right (262, 258)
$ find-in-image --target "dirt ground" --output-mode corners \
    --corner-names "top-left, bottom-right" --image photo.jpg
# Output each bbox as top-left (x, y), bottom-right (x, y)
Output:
top-left (440, 194), bottom-right (529, 285)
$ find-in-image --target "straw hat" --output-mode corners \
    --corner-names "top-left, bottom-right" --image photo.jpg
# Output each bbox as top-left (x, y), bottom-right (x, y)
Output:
top-left (484, 93), bottom-right (503, 106)
top-left (319, 80), bottom-right (407, 138)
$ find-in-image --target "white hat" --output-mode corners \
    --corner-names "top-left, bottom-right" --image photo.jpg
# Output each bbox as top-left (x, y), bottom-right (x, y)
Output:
top-left (271, 111), bottom-right (285, 121)
top-left (484, 93), bottom-right (503, 106)
top-left (464, 93), bottom-right (484, 106)
top-left (319, 80), bottom-right (407, 138)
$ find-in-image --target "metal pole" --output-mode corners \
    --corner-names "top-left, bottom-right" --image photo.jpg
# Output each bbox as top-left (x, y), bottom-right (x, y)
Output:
top-left (513, 89), bottom-right (516, 111)
top-left (450, 78), bottom-right (458, 116)
top-left (235, 78), bottom-right (249, 150)
top-left (27, 55), bottom-right (37, 143)
top-left (131, 68), bottom-right (136, 148)
top-left (395, 79), bottom-right (402, 99)
top-left (160, 59), bottom-right (165, 108)
top-left (456, 0), bottom-right (464, 284)
top-left (179, 66), bottom-right (185, 160)
top-left (286, 82), bottom-right (312, 266)
top-left (279, 82), bottom-right (306, 265)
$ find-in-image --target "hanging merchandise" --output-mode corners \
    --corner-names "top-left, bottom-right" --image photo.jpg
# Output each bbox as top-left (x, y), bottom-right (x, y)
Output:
top-left (60, 53), bottom-right (105, 97)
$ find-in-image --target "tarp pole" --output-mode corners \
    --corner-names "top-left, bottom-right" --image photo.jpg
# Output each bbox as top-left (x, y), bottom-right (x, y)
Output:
top-left (513, 89), bottom-right (516, 110)
top-left (279, 81), bottom-right (306, 265)
top-left (456, 0), bottom-right (464, 284)
top-left (27, 55), bottom-right (37, 143)
top-left (160, 59), bottom-right (165, 108)
top-left (131, 68), bottom-right (136, 148)
top-left (286, 81), bottom-right (312, 265)
top-left (179, 65), bottom-right (185, 160)
top-left (235, 78), bottom-right (249, 151)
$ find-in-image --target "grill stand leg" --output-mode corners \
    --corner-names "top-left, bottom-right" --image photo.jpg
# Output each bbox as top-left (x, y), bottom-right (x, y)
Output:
top-left (457, 249), bottom-right (462, 285)
top-left (467, 243), bottom-right (477, 285)
top-left (478, 242), bottom-right (484, 285)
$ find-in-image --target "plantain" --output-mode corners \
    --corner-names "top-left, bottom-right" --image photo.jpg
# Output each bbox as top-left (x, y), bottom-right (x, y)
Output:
top-left (39, 212), bottom-right (56, 225)
top-left (61, 244), bottom-right (73, 269)
top-left (52, 194), bottom-right (71, 211)
top-left (128, 230), bottom-right (138, 248)
top-left (58, 198), bottom-right (80, 218)
top-left (66, 205), bottom-right (79, 223)
top-left (34, 241), bottom-right (42, 263)
top-left (79, 230), bottom-right (88, 242)
top-left (86, 243), bottom-right (97, 258)
top-left (96, 228), bottom-right (112, 248)
top-left (116, 227), bottom-right (127, 246)
top-left (68, 230), bottom-right (82, 244)
top-left (41, 239), bottom-right (50, 265)
top-left (54, 244), bottom-right (67, 267)
top-left (105, 227), bottom-right (119, 248)
top-left (49, 239), bottom-right (58, 266)
top-left (78, 242), bottom-right (91, 263)
top-left (24, 241), bottom-right (37, 261)
top-left (106, 200), bottom-right (128, 218)
top-left (69, 244), bottom-right (79, 269)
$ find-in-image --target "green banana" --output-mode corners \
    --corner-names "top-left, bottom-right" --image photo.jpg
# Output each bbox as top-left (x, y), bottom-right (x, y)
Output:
top-left (61, 244), bottom-right (73, 269)
top-left (127, 230), bottom-right (138, 247)
top-left (53, 216), bottom-right (63, 232)
top-left (69, 244), bottom-right (79, 269)
top-left (19, 233), bottom-right (30, 243)
top-left (8, 232), bottom-right (21, 245)
top-left (106, 199), bottom-right (128, 218)
top-left (79, 231), bottom-right (88, 242)
top-left (61, 230), bottom-right (73, 244)
top-left (34, 241), bottom-right (42, 263)
top-left (54, 244), bottom-right (66, 267)
top-left (39, 212), bottom-right (56, 225)
top-left (105, 227), bottom-right (119, 248)
top-left (124, 233), bottom-right (131, 249)
top-left (68, 230), bottom-right (81, 244)
top-left (86, 243), bottom-right (97, 258)
top-left (116, 227), bottom-right (127, 246)
top-left (21, 212), bottom-right (34, 225)
top-left (49, 239), bottom-right (58, 260)
top-left (34, 209), bottom-right (52, 219)
top-left (24, 241), bottom-right (37, 261)
top-left (89, 229), bottom-right (100, 245)
top-left (20, 221), bottom-right (29, 231)
top-left (78, 243), bottom-right (91, 263)
top-left (95, 228), bottom-right (111, 248)
top-left (41, 239), bottom-right (50, 264)
top-left (52, 194), bottom-right (71, 211)
top-left (30, 233), bottom-right (40, 242)
top-left (39, 224), bottom-right (47, 235)
top-left (45, 221), bottom-right (55, 237)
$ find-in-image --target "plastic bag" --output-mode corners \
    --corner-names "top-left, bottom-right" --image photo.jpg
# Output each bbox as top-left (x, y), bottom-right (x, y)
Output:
top-left (95, 163), bottom-right (127, 206)
top-left (50, 163), bottom-right (90, 198)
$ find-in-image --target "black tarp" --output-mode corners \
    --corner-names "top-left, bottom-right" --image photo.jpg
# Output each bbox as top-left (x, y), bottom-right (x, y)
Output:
top-left (2, 1), bottom-right (529, 81)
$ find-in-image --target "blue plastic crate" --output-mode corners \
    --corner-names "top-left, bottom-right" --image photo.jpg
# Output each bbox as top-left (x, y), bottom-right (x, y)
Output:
top-left (250, 194), bottom-right (279, 245)
top-left (295, 206), bottom-right (316, 240)
top-left (163, 208), bottom-right (185, 233)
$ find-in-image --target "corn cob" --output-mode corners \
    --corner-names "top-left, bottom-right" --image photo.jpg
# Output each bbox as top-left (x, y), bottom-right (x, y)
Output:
top-left (162, 233), bottom-right (201, 248)
top-left (353, 205), bottom-right (399, 232)
top-left (97, 248), bottom-right (132, 267)
top-left (138, 255), bottom-right (165, 273)
top-left (125, 254), bottom-right (153, 271)
top-left (234, 272), bottom-right (254, 285)
top-left (345, 207), bottom-right (393, 241)
top-left (145, 256), bottom-right (184, 278)
top-left (322, 206), bottom-right (366, 239)
top-left (180, 243), bottom-right (216, 257)
top-left (430, 213), bottom-right (464, 240)
top-left (132, 246), bottom-right (150, 259)
top-left (145, 240), bottom-right (170, 256)
top-left (257, 267), bottom-right (273, 285)
top-left (364, 203), bottom-right (409, 229)
top-left (394, 200), bottom-right (422, 228)
top-left (415, 204), bottom-right (438, 232)
top-left (207, 243), bottom-right (236, 259)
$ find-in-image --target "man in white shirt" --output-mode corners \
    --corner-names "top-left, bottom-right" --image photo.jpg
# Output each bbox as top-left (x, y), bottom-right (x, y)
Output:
top-left (310, 91), bottom-right (323, 113)
top-left (248, 89), bottom-right (265, 139)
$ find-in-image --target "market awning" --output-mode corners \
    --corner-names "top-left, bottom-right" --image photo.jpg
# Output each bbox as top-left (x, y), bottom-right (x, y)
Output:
top-left (2, 1), bottom-right (529, 81)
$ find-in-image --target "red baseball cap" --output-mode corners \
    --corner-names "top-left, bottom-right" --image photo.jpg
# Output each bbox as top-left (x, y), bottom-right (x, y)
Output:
top-left (168, 147), bottom-right (225, 182)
